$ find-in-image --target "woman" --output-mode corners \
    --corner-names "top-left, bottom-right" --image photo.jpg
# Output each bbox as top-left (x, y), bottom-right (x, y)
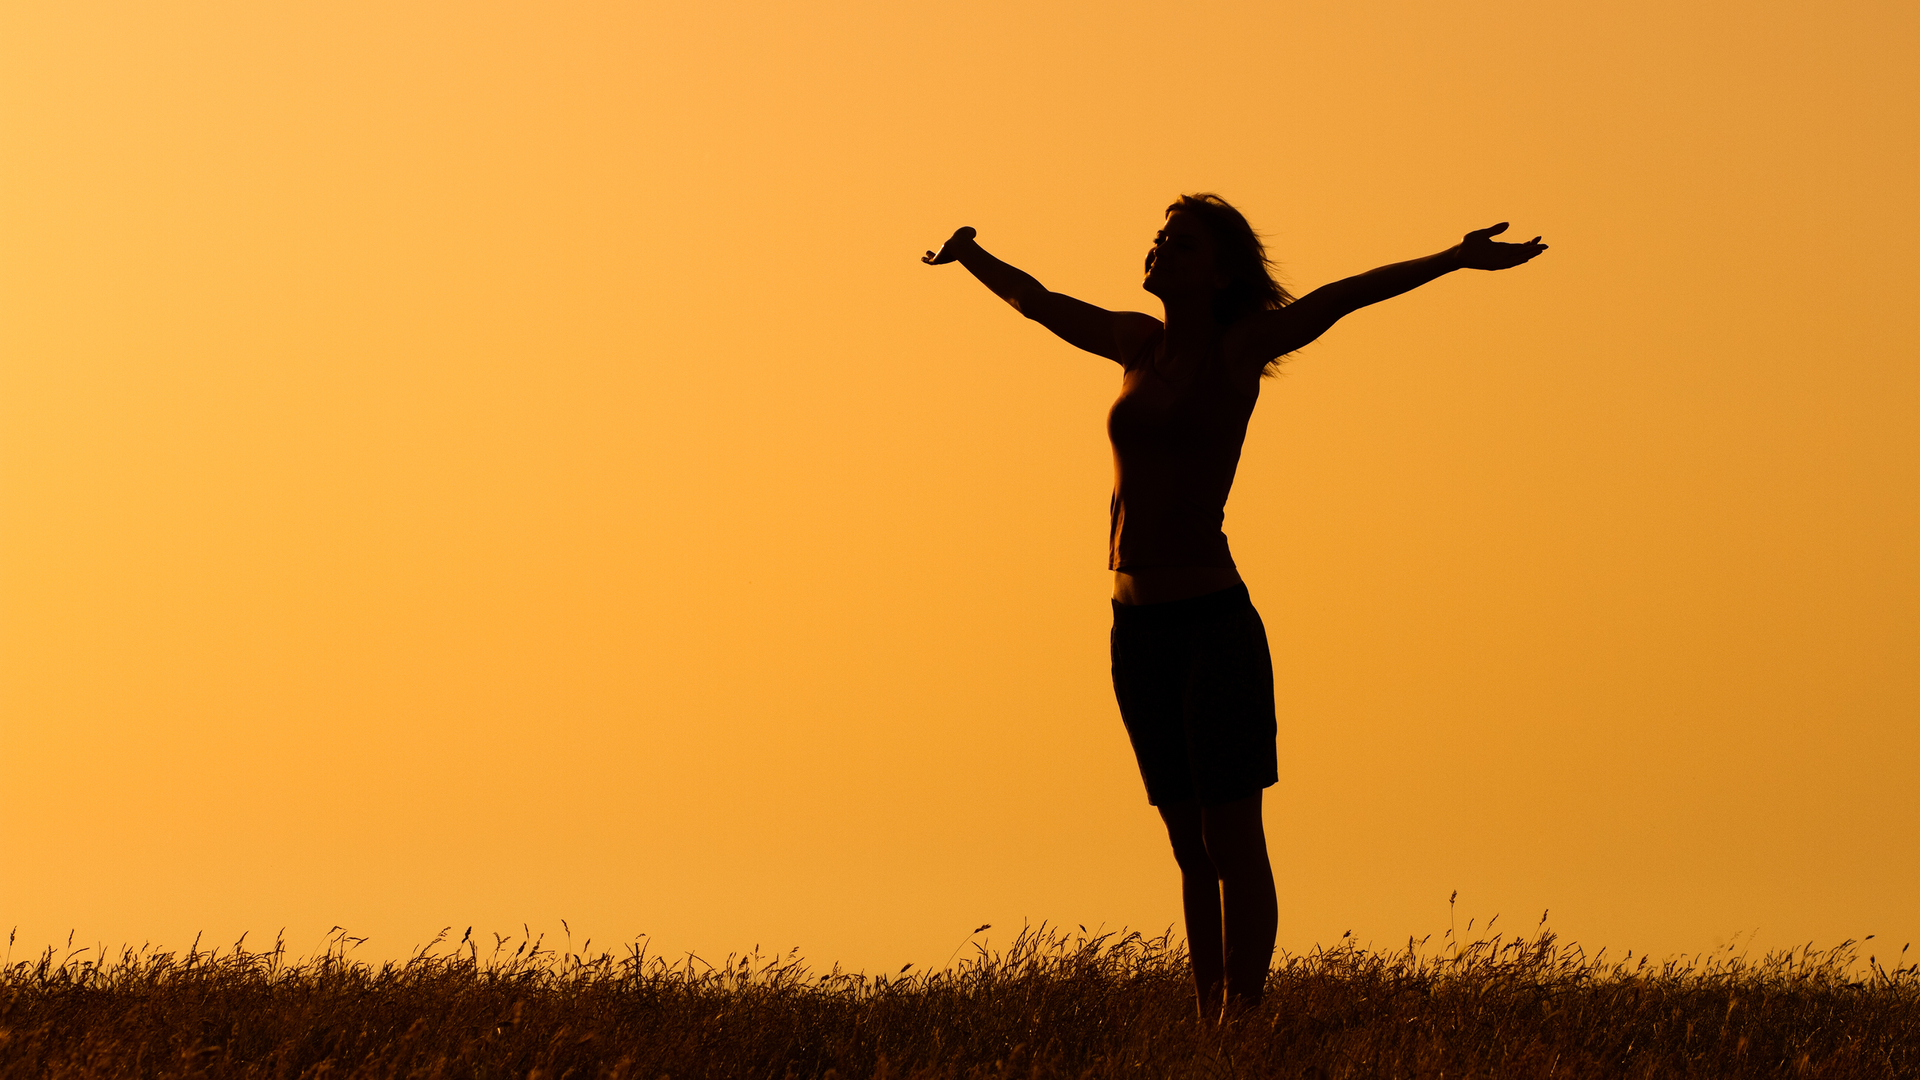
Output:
top-left (922, 195), bottom-right (1545, 1019)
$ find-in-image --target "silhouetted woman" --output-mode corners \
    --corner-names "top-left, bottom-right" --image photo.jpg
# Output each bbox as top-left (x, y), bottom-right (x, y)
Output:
top-left (923, 195), bottom-right (1545, 1020)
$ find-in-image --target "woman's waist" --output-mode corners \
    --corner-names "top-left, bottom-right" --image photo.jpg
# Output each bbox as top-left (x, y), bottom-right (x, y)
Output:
top-left (1112, 566), bottom-right (1244, 606)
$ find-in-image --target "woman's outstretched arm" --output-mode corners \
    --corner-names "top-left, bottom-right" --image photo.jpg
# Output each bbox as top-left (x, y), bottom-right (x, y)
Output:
top-left (924, 227), bottom-right (1159, 364)
top-left (1240, 223), bottom-right (1547, 361)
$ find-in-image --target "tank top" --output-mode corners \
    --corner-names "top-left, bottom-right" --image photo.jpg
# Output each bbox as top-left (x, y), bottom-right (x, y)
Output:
top-left (1106, 328), bottom-right (1258, 571)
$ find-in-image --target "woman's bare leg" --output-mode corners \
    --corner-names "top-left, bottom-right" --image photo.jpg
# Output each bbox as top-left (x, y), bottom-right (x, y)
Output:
top-left (1201, 792), bottom-right (1276, 1010)
top-left (1158, 801), bottom-right (1225, 1018)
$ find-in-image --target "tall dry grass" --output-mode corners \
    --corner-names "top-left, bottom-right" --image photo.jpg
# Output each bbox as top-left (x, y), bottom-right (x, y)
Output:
top-left (3, 919), bottom-right (1915, 1078)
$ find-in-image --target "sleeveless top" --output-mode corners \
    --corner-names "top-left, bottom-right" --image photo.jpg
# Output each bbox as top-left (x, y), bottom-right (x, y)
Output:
top-left (1106, 328), bottom-right (1258, 571)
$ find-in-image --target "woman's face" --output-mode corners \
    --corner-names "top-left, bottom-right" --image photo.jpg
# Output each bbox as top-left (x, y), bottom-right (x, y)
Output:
top-left (1143, 211), bottom-right (1225, 300)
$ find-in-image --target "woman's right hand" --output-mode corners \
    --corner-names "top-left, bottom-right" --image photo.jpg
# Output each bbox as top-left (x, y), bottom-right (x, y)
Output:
top-left (922, 226), bottom-right (977, 265)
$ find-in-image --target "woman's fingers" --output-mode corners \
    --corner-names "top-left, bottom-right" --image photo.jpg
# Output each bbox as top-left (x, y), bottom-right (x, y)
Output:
top-left (923, 227), bottom-right (976, 265)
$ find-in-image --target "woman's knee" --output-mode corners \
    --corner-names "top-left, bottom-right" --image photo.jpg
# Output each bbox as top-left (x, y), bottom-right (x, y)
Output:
top-left (1200, 797), bottom-right (1271, 878)
top-left (1159, 802), bottom-right (1216, 875)
top-left (1171, 838), bottom-right (1217, 877)
top-left (1204, 842), bottom-right (1270, 882)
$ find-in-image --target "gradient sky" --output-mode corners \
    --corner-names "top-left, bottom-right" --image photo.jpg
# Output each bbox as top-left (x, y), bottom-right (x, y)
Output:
top-left (3, 0), bottom-right (1915, 971)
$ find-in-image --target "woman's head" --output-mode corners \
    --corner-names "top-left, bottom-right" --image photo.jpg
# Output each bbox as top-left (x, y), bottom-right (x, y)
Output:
top-left (1143, 193), bottom-right (1293, 325)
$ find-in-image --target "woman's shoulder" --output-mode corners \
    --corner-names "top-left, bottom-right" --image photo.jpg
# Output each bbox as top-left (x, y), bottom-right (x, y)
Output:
top-left (1118, 317), bottom-right (1165, 373)
top-left (1213, 316), bottom-right (1279, 391)
top-left (1221, 312), bottom-right (1280, 365)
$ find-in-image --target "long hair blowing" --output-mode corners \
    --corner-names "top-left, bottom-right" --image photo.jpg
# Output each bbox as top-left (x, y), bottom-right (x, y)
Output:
top-left (1167, 192), bottom-right (1294, 349)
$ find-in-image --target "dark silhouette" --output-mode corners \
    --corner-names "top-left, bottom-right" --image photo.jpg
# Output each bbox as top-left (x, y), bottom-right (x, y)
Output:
top-left (924, 195), bottom-right (1546, 1021)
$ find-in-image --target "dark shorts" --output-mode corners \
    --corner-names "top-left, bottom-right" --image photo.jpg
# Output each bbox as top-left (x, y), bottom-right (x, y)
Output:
top-left (1110, 583), bottom-right (1279, 807)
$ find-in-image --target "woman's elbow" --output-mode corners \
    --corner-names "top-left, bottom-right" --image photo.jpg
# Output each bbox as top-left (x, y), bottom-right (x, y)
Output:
top-left (1012, 289), bottom-right (1057, 320)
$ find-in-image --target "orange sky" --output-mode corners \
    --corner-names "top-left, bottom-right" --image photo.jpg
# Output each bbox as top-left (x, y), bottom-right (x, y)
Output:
top-left (3, 0), bottom-right (1915, 971)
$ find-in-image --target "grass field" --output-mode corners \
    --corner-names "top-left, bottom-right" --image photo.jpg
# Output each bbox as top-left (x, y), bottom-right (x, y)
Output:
top-left (3, 920), bottom-right (1915, 1078)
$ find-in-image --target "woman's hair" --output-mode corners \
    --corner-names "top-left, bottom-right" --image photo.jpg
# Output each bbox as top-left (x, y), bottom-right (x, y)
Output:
top-left (1165, 191), bottom-right (1294, 334)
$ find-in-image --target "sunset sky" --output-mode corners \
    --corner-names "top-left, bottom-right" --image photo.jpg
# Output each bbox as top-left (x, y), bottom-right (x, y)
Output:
top-left (3, 0), bottom-right (1915, 972)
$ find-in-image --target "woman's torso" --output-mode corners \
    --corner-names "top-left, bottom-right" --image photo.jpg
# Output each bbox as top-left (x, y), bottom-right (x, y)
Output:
top-left (1107, 327), bottom-right (1259, 604)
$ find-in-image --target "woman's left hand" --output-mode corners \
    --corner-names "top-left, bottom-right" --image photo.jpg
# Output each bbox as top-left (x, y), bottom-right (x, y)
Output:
top-left (1456, 223), bottom-right (1547, 270)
